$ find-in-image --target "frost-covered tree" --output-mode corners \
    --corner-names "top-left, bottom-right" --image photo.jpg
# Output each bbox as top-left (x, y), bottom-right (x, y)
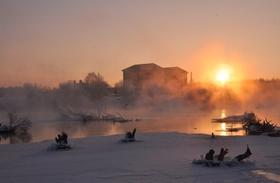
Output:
top-left (83, 72), bottom-right (110, 101)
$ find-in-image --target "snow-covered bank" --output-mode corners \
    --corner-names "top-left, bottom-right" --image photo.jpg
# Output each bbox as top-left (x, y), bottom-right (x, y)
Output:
top-left (1, 133), bottom-right (280, 183)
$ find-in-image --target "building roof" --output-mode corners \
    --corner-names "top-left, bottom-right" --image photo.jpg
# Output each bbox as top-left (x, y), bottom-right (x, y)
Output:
top-left (122, 63), bottom-right (162, 71)
top-left (164, 67), bottom-right (188, 74)
top-left (123, 63), bottom-right (188, 73)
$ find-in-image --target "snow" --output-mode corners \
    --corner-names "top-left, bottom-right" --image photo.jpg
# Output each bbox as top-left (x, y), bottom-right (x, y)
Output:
top-left (0, 133), bottom-right (280, 183)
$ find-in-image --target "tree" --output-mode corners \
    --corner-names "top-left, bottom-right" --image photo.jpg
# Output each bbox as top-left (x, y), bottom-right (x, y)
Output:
top-left (83, 72), bottom-right (110, 100)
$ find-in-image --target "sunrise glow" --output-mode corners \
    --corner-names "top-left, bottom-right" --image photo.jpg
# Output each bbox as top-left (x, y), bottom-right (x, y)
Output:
top-left (216, 68), bottom-right (231, 85)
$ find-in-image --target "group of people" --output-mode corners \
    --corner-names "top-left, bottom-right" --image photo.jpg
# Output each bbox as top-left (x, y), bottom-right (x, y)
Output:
top-left (54, 128), bottom-right (137, 147)
top-left (205, 148), bottom-right (229, 161)
top-left (53, 129), bottom-right (253, 167)
top-left (205, 145), bottom-right (252, 163)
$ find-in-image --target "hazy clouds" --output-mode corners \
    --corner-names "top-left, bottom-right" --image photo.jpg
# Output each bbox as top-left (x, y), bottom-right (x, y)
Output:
top-left (1, 0), bottom-right (280, 86)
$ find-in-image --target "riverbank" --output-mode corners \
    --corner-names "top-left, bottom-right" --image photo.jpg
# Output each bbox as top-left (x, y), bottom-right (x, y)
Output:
top-left (0, 132), bottom-right (279, 182)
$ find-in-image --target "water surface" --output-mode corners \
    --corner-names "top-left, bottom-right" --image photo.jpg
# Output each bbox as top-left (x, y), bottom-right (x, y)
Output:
top-left (1, 108), bottom-right (279, 144)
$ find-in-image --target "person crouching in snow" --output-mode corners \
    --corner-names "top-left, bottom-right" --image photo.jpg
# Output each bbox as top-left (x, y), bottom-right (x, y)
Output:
top-left (55, 132), bottom-right (68, 145)
top-left (61, 132), bottom-right (68, 144)
top-left (204, 149), bottom-right (221, 166)
top-left (55, 134), bottom-right (61, 144)
top-left (123, 128), bottom-right (136, 142)
top-left (49, 131), bottom-right (71, 151)
top-left (234, 145), bottom-right (252, 162)
top-left (217, 148), bottom-right (228, 161)
top-left (205, 149), bottom-right (215, 161)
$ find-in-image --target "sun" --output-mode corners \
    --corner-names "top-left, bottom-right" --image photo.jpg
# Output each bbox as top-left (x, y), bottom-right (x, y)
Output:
top-left (216, 68), bottom-right (230, 85)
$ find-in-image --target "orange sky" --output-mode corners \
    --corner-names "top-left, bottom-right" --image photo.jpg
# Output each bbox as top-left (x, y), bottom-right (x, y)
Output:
top-left (0, 0), bottom-right (280, 87)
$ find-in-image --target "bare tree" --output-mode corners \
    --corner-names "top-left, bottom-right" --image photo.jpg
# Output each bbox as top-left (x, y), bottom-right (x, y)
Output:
top-left (83, 72), bottom-right (110, 100)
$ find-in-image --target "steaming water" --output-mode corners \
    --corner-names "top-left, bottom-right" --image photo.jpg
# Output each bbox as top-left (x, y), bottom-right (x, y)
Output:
top-left (0, 108), bottom-right (279, 144)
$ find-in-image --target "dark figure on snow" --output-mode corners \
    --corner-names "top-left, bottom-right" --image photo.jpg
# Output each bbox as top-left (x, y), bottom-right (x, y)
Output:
top-left (125, 128), bottom-right (136, 140)
top-left (55, 132), bottom-right (68, 144)
top-left (205, 149), bottom-right (215, 161)
top-left (55, 134), bottom-right (61, 144)
top-left (211, 132), bottom-right (215, 139)
top-left (61, 132), bottom-right (68, 144)
top-left (234, 145), bottom-right (252, 162)
top-left (217, 148), bottom-right (228, 161)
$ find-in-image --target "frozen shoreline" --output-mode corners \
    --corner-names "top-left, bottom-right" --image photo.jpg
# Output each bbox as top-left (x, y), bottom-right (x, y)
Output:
top-left (1, 132), bottom-right (280, 183)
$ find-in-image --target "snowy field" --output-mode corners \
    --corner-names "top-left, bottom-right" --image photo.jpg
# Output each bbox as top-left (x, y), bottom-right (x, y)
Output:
top-left (0, 133), bottom-right (280, 183)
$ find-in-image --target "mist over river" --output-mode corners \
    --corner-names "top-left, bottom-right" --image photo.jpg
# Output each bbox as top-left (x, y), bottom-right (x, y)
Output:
top-left (1, 107), bottom-right (279, 144)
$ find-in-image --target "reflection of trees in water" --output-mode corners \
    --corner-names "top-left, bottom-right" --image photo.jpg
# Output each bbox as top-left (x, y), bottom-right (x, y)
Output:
top-left (1, 112), bottom-right (252, 144)
top-left (0, 131), bottom-right (32, 144)
top-left (54, 121), bottom-right (125, 138)
top-left (52, 117), bottom-right (213, 139)
top-left (82, 122), bottom-right (123, 136)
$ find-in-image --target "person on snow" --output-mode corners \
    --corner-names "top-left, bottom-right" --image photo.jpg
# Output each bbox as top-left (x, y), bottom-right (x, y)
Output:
top-left (125, 128), bottom-right (136, 140)
top-left (205, 149), bottom-right (215, 161)
top-left (234, 145), bottom-right (252, 162)
top-left (55, 132), bottom-right (68, 145)
top-left (55, 134), bottom-right (62, 144)
top-left (211, 132), bottom-right (215, 139)
top-left (61, 132), bottom-right (68, 144)
top-left (217, 148), bottom-right (228, 161)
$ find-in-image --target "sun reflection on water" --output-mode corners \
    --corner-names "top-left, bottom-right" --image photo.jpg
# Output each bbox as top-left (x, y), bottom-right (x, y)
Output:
top-left (220, 109), bottom-right (227, 136)
top-left (221, 109), bottom-right (226, 118)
